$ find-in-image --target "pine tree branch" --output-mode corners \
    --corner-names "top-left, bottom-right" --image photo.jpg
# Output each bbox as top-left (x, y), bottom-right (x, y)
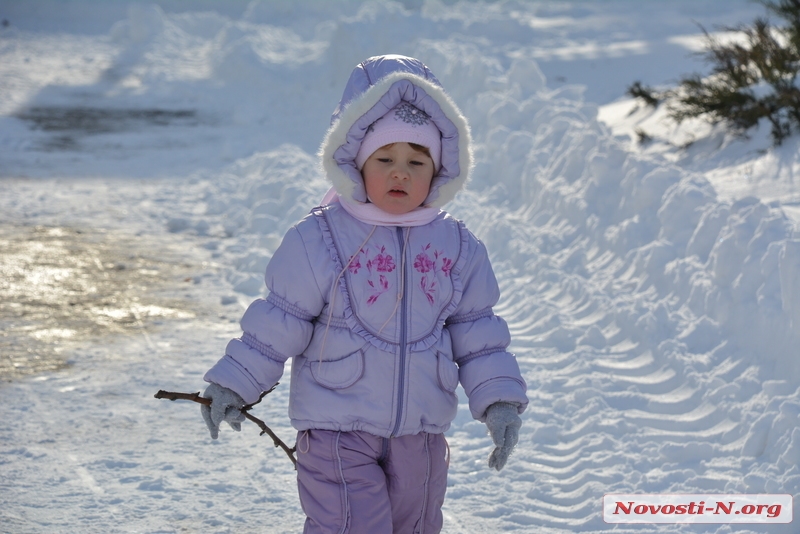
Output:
top-left (154, 388), bottom-right (297, 468)
top-left (660, 2), bottom-right (800, 145)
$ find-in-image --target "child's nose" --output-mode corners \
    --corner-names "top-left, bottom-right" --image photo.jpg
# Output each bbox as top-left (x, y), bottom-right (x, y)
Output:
top-left (391, 164), bottom-right (411, 179)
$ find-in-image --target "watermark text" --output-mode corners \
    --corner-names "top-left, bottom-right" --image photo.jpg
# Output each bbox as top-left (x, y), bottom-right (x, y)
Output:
top-left (603, 494), bottom-right (793, 524)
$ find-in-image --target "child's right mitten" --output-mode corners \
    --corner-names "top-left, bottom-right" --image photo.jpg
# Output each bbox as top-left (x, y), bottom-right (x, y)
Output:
top-left (200, 383), bottom-right (246, 439)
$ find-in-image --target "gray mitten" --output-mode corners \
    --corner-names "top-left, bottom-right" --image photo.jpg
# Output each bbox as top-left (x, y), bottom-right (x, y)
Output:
top-left (201, 383), bottom-right (246, 439)
top-left (485, 402), bottom-right (522, 471)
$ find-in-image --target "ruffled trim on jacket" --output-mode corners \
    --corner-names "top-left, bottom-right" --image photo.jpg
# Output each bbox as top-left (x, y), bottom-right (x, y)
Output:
top-left (311, 205), bottom-right (471, 353)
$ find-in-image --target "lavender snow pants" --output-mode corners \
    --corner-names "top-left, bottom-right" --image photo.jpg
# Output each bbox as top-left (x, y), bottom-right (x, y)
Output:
top-left (296, 430), bottom-right (448, 534)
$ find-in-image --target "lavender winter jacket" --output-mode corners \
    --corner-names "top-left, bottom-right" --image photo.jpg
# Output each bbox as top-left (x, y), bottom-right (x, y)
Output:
top-left (204, 55), bottom-right (528, 437)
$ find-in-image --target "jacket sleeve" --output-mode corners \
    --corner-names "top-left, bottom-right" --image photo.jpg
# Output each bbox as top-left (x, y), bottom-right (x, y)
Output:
top-left (446, 230), bottom-right (528, 421)
top-left (204, 225), bottom-right (325, 404)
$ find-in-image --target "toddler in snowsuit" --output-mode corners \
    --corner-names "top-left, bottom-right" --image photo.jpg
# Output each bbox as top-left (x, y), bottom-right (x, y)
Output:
top-left (201, 54), bottom-right (528, 534)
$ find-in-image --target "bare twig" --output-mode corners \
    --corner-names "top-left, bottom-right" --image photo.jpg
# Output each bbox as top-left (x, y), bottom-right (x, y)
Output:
top-left (154, 387), bottom-right (297, 468)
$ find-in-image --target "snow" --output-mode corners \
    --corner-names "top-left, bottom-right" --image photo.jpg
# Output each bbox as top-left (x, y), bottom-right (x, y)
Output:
top-left (1, 1), bottom-right (798, 532)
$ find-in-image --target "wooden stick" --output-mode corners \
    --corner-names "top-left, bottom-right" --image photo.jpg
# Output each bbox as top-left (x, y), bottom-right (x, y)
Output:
top-left (154, 388), bottom-right (297, 468)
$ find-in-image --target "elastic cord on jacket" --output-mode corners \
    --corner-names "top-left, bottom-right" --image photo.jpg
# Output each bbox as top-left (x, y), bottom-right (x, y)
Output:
top-left (317, 225), bottom-right (378, 362)
top-left (297, 430), bottom-right (311, 454)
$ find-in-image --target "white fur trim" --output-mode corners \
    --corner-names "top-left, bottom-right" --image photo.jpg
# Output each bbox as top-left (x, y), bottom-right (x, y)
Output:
top-left (318, 71), bottom-right (473, 208)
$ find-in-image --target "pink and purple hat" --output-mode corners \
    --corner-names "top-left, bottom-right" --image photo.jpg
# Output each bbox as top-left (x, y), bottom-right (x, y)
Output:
top-left (355, 102), bottom-right (442, 171)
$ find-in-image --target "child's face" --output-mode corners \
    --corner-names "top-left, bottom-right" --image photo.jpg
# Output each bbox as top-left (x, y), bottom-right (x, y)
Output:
top-left (361, 142), bottom-right (434, 215)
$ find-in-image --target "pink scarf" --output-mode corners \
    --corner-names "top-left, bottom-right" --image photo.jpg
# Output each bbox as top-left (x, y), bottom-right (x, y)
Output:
top-left (320, 187), bottom-right (440, 227)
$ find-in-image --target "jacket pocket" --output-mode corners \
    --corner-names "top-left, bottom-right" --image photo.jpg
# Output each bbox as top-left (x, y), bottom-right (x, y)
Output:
top-left (309, 350), bottom-right (364, 390)
top-left (436, 351), bottom-right (459, 393)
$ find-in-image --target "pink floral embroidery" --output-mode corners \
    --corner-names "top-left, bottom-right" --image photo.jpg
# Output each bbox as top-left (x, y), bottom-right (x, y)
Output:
top-left (420, 276), bottom-right (436, 305)
top-left (440, 257), bottom-right (453, 277)
top-left (367, 275), bottom-right (390, 305)
top-left (414, 249), bottom-right (434, 273)
top-left (349, 241), bottom-right (451, 307)
top-left (347, 255), bottom-right (362, 274)
top-left (366, 246), bottom-right (395, 274)
top-left (413, 244), bottom-right (452, 306)
top-left (374, 250), bottom-right (395, 272)
top-left (350, 245), bottom-right (396, 306)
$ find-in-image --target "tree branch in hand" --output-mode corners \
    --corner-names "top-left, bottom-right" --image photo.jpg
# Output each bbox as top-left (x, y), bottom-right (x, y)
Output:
top-left (154, 386), bottom-right (297, 468)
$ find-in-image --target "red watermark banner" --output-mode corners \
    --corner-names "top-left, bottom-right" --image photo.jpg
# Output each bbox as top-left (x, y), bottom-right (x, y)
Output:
top-left (603, 494), bottom-right (793, 524)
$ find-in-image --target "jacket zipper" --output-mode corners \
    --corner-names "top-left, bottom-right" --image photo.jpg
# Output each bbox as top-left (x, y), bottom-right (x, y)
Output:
top-left (391, 226), bottom-right (408, 437)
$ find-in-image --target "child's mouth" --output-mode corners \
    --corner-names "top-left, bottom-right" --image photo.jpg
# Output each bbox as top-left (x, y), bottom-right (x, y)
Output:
top-left (388, 189), bottom-right (407, 197)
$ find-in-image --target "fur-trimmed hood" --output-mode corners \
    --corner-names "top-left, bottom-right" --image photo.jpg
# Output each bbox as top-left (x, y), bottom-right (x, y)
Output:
top-left (318, 55), bottom-right (473, 209)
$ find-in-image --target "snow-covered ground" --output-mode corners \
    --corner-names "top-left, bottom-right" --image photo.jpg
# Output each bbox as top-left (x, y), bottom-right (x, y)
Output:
top-left (1, 1), bottom-right (799, 532)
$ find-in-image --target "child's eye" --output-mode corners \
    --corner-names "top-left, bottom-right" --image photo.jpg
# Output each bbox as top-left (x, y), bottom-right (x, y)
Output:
top-left (377, 157), bottom-right (392, 163)
top-left (410, 160), bottom-right (426, 166)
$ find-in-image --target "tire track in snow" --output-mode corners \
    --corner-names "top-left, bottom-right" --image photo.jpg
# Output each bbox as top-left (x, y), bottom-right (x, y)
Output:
top-left (440, 56), bottom-right (799, 528)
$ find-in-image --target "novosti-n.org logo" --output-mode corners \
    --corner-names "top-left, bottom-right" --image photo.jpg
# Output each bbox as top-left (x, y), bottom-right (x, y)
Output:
top-left (603, 494), bottom-right (793, 524)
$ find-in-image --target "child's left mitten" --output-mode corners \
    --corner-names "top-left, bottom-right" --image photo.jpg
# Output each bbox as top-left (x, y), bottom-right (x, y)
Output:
top-left (200, 383), bottom-right (246, 439)
top-left (485, 402), bottom-right (522, 471)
